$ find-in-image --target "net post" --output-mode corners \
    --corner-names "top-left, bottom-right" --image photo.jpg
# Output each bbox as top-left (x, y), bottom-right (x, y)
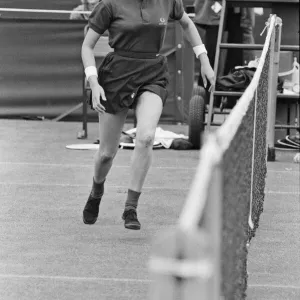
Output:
top-left (80, 25), bottom-right (89, 139)
top-left (175, 22), bottom-right (184, 123)
top-left (148, 141), bottom-right (222, 300)
top-left (267, 16), bottom-right (282, 162)
top-left (148, 228), bottom-right (214, 300)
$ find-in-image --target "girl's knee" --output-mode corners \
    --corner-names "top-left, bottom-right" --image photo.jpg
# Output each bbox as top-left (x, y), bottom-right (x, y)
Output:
top-left (135, 132), bottom-right (155, 148)
top-left (96, 150), bottom-right (116, 164)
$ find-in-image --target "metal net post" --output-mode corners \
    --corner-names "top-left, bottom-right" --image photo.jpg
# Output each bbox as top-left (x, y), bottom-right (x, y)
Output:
top-left (149, 137), bottom-right (223, 300)
top-left (267, 18), bottom-right (283, 161)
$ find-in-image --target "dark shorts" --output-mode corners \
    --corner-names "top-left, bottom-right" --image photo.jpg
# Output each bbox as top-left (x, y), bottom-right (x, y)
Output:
top-left (89, 50), bottom-right (169, 114)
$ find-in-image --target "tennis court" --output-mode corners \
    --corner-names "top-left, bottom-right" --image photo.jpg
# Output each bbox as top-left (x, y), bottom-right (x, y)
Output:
top-left (0, 3), bottom-right (299, 299)
top-left (0, 119), bottom-right (299, 300)
top-left (0, 120), bottom-right (195, 300)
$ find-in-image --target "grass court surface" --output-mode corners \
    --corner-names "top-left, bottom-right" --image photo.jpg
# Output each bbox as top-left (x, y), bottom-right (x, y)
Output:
top-left (0, 119), bottom-right (299, 300)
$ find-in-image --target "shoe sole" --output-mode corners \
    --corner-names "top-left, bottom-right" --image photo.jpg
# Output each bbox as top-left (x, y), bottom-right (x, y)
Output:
top-left (83, 216), bottom-right (97, 225)
top-left (122, 215), bottom-right (141, 230)
top-left (124, 223), bottom-right (141, 230)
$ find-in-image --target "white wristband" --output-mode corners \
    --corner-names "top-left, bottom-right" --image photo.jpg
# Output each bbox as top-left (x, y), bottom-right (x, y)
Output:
top-left (193, 44), bottom-right (207, 59)
top-left (85, 66), bottom-right (98, 81)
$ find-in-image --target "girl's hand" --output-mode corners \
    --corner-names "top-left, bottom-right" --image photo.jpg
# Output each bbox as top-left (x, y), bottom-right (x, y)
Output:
top-left (199, 54), bottom-right (215, 92)
top-left (90, 81), bottom-right (107, 114)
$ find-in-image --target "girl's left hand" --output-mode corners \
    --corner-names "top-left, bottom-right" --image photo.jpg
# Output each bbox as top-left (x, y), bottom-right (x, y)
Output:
top-left (199, 54), bottom-right (215, 92)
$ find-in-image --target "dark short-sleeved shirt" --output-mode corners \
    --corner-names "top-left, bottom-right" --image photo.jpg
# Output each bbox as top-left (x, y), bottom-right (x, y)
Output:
top-left (88, 0), bottom-right (184, 53)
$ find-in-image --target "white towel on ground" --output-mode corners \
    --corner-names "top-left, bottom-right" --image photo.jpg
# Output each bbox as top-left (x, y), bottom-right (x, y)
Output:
top-left (125, 127), bottom-right (188, 149)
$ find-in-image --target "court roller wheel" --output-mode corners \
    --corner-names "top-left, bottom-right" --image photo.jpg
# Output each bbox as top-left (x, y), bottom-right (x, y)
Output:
top-left (192, 85), bottom-right (207, 99)
top-left (188, 95), bottom-right (205, 150)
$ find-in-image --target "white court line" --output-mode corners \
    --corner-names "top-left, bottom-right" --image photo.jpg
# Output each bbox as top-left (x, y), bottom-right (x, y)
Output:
top-left (0, 162), bottom-right (298, 174)
top-left (0, 274), bottom-right (299, 290)
top-left (0, 182), bottom-right (190, 190)
top-left (248, 283), bottom-right (300, 290)
top-left (0, 162), bottom-right (196, 170)
top-left (0, 182), bottom-right (299, 194)
top-left (0, 274), bottom-right (150, 283)
top-left (266, 190), bottom-right (300, 195)
top-left (268, 170), bottom-right (300, 174)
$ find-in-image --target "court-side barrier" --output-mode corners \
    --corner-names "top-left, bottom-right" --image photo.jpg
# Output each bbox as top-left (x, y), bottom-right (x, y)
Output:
top-left (0, 0), bottom-right (89, 19)
top-left (148, 15), bottom-right (282, 300)
top-left (0, 17), bottom-right (85, 118)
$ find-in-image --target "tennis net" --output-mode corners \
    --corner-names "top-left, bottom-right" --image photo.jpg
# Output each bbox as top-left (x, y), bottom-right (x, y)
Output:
top-left (149, 14), bottom-right (281, 300)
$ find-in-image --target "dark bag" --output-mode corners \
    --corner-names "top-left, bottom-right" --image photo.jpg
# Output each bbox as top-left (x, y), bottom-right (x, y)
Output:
top-left (170, 138), bottom-right (194, 150)
top-left (216, 67), bottom-right (256, 92)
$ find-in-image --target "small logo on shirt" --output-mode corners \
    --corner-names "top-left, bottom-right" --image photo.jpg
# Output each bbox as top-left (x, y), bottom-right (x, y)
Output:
top-left (159, 18), bottom-right (167, 26)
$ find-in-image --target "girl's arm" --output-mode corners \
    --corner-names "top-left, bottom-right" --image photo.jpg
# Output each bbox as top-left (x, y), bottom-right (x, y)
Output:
top-left (82, 28), bottom-right (107, 113)
top-left (178, 12), bottom-right (215, 89)
top-left (82, 29), bottom-right (101, 87)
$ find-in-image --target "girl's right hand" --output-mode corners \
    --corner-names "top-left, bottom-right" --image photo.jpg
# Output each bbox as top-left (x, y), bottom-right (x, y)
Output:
top-left (90, 82), bottom-right (107, 114)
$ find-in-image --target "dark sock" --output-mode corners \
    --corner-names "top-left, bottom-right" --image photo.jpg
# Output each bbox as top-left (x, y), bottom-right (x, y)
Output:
top-left (90, 178), bottom-right (105, 199)
top-left (125, 189), bottom-right (141, 211)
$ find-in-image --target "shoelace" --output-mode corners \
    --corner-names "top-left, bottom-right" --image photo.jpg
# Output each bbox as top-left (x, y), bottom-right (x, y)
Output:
top-left (124, 210), bottom-right (137, 220)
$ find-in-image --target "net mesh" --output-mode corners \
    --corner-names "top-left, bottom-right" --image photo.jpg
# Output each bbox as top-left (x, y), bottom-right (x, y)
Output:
top-left (249, 47), bottom-right (270, 240)
top-left (221, 97), bottom-right (255, 299)
top-left (220, 46), bottom-right (271, 299)
top-left (216, 25), bottom-right (273, 300)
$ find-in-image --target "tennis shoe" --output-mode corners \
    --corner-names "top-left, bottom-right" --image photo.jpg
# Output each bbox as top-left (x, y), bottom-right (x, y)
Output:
top-left (83, 194), bottom-right (101, 225)
top-left (122, 209), bottom-right (141, 230)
